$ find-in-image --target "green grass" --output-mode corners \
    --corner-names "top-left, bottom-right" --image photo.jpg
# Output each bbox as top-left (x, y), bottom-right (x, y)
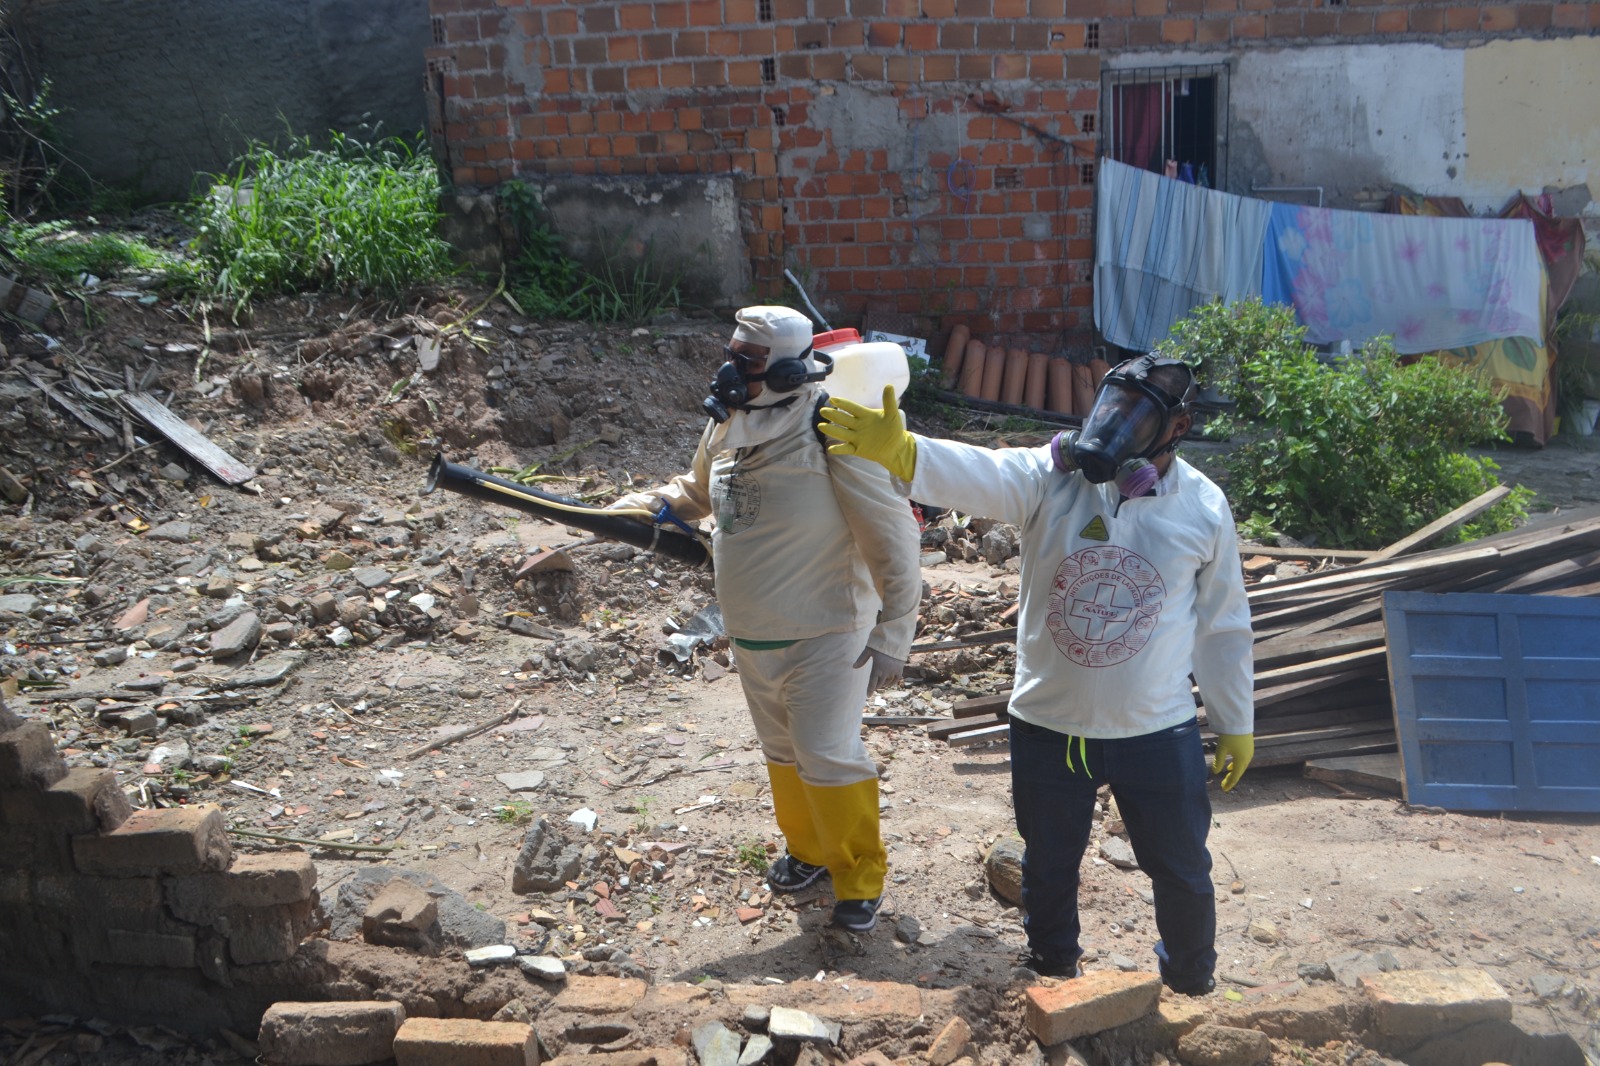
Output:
top-left (735, 839), bottom-right (768, 873)
top-left (192, 131), bottom-right (453, 310)
top-left (0, 219), bottom-right (197, 288)
top-left (495, 801), bottom-right (535, 826)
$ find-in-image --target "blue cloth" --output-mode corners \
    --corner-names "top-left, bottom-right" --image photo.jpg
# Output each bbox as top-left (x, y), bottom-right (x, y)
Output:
top-left (1261, 201), bottom-right (1543, 354)
top-left (1009, 714), bottom-right (1217, 990)
top-left (1093, 157), bottom-right (1271, 352)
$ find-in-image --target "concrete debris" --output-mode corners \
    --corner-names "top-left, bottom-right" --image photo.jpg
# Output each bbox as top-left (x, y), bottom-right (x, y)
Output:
top-left (1098, 836), bottom-right (1139, 870)
top-left (516, 955), bottom-right (566, 981)
top-left (984, 836), bottom-right (1025, 905)
top-left (766, 1006), bottom-right (838, 1044)
top-left (512, 816), bottom-right (583, 894)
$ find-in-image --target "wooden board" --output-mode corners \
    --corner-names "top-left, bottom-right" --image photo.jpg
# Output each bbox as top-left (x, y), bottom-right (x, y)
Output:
top-left (121, 392), bottom-right (257, 485)
top-left (1367, 484), bottom-right (1512, 563)
top-left (1303, 752), bottom-right (1404, 795)
top-left (1385, 590), bottom-right (1600, 813)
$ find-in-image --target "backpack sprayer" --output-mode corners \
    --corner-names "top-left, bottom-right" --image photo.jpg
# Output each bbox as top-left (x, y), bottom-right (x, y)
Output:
top-left (422, 327), bottom-right (909, 571)
top-left (422, 454), bottom-right (711, 567)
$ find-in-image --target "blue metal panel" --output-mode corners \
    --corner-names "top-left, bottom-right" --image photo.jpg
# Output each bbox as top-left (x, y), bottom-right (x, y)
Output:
top-left (1383, 590), bottom-right (1600, 813)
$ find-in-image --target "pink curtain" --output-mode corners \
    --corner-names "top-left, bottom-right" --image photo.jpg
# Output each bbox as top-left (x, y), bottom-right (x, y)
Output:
top-left (1113, 82), bottom-right (1168, 175)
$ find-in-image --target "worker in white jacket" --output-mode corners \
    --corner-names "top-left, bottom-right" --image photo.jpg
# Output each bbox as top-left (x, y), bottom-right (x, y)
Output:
top-left (609, 306), bottom-right (921, 933)
top-left (819, 354), bottom-right (1254, 993)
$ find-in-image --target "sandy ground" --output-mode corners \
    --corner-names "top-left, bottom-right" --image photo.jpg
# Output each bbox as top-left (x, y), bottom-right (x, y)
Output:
top-left (2, 283), bottom-right (1598, 1063)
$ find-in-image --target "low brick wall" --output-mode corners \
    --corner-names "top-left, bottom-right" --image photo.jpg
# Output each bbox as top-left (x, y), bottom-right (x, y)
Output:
top-left (0, 700), bottom-right (322, 1034)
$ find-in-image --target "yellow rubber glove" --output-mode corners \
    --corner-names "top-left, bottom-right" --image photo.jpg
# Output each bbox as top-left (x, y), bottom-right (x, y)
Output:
top-left (819, 384), bottom-right (918, 482)
top-left (1211, 734), bottom-right (1254, 791)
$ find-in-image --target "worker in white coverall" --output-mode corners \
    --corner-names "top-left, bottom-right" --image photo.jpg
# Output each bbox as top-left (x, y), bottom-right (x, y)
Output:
top-left (818, 354), bottom-right (1254, 993)
top-left (608, 306), bottom-right (921, 933)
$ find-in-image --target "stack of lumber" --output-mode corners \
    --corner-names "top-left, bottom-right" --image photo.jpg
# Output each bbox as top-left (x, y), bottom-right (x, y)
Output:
top-left (920, 503), bottom-right (1600, 766)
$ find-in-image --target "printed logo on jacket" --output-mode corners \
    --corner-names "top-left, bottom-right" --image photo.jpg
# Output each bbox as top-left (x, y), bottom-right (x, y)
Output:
top-left (1045, 544), bottom-right (1165, 667)
top-left (712, 472), bottom-right (761, 533)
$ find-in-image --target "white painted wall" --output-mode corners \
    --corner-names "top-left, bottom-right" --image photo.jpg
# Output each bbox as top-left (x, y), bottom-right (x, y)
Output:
top-left (1231, 44), bottom-right (1467, 205)
top-left (1116, 38), bottom-right (1600, 213)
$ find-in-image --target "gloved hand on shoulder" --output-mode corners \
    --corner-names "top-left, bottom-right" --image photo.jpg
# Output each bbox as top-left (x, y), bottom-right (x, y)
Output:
top-left (820, 385), bottom-right (918, 482)
top-left (854, 645), bottom-right (905, 695)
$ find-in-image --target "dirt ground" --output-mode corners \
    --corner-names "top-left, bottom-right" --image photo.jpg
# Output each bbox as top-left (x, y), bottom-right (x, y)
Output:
top-left (2, 279), bottom-right (1598, 1065)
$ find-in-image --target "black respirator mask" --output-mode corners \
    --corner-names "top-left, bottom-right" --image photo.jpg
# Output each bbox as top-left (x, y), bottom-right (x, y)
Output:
top-left (1050, 355), bottom-right (1196, 497)
top-left (702, 346), bottom-right (834, 424)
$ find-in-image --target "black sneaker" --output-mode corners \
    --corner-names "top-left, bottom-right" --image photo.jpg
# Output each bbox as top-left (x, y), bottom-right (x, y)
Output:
top-left (828, 896), bottom-right (881, 932)
top-left (1165, 976), bottom-right (1216, 997)
top-left (766, 853), bottom-right (828, 893)
top-left (1017, 952), bottom-right (1081, 979)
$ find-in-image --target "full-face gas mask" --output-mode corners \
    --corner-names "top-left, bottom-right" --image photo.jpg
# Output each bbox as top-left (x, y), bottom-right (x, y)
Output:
top-left (702, 305), bottom-right (833, 424)
top-left (1050, 355), bottom-right (1196, 497)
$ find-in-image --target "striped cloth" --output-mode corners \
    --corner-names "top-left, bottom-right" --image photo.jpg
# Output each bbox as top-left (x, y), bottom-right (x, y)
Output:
top-left (1093, 156), bottom-right (1271, 352)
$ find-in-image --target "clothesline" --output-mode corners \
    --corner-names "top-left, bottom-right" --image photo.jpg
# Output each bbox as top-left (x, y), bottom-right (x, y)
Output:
top-left (1093, 156), bottom-right (1544, 357)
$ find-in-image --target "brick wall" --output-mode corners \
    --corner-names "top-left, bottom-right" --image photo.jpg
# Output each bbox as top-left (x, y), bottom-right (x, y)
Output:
top-left (0, 699), bottom-right (321, 1034)
top-left (431, 0), bottom-right (1599, 347)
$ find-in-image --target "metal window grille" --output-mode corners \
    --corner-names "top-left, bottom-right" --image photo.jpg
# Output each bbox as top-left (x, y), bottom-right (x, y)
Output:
top-left (1100, 64), bottom-right (1229, 187)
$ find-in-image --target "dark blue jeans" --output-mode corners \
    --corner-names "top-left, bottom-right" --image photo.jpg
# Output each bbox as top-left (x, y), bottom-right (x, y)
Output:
top-left (1009, 715), bottom-right (1217, 992)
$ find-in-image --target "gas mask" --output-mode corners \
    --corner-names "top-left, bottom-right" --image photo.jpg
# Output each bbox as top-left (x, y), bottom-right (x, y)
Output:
top-left (702, 346), bottom-right (834, 423)
top-left (1051, 355), bottom-right (1196, 496)
top-left (703, 305), bottom-right (833, 424)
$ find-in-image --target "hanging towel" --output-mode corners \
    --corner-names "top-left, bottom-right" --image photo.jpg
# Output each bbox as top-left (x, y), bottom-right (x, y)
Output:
top-left (1093, 157), bottom-right (1272, 352)
top-left (1260, 202), bottom-right (1542, 354)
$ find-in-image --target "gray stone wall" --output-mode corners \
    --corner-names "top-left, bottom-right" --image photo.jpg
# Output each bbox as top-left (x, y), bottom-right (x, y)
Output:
top-left (14, 0), bottom-right (430, 200)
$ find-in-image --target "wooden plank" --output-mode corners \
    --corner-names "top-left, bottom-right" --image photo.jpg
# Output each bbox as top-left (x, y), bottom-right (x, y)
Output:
top-left (1303, 752), bottom-right (1404, 795)
top-left (1252, 623), bottom-right (1385, 671)
top-left (20, 367), bottom-right (116, 438)
top-left (1254, 645), bottom-right (1387, 686)
top-left (947, 723), bottom-right (1010, 747)
top-left (1251, 669), bottom-right (1376, 710)
top-left (1239, 544), bottom-right (1376, 562)
top-left (1367, 484), bottom-right (1513, 563)
top-left (121, 392), bottom-right (257, 485)
top-left (1248, 546), bottom-right (1501, 604)
top-left (928, 713), bottom-right (1005, 740)
top-left (911, 627), bottom-right (1017, 654)
top-left (1250, 733), bottom-right (1398, 769)
top-left (1253, 701), bottom-right (1391, 737)
top-left (950, 693), bottom-right (1010, 718)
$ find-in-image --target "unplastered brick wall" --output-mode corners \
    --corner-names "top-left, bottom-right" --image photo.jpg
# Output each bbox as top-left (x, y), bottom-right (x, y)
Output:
top-left (0, 699), bottom-right (320, 1034)
top-left (431, 0), bottom-right (1599, 344)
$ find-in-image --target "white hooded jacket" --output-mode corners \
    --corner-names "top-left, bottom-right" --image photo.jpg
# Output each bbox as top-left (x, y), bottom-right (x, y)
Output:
top-left (907, 436), bottom-right (1254, 738)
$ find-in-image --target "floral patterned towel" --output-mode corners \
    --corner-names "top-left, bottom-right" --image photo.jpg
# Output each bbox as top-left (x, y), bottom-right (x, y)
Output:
top-left (1261, 202), bottom-right (1542, 355)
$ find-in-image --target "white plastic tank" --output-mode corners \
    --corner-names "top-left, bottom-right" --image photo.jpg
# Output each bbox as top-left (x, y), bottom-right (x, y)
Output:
top-left (813, 328), bottom-right (910, 409)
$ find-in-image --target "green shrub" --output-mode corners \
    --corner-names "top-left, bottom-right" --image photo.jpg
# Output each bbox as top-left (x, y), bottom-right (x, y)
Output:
top-left (1155, 297), bottom-right (1305, 399)
top-left (192, 131), bottom-right (452, 310)
top-left (1215, 333), bottom-right (1529, 550)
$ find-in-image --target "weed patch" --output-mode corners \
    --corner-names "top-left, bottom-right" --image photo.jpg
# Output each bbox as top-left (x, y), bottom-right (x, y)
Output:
top-left (191, 131), bottom-right (452, 311)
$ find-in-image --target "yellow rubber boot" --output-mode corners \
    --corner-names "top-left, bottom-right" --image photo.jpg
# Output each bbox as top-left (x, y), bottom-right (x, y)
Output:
top-left (766, 762), bottom-right (825, 866)
top-left (804, 777), bottom-right (887, 901)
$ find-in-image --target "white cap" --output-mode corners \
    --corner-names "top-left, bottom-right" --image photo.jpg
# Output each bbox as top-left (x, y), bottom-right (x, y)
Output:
top-left (731, 306), bottom-right (813, 364)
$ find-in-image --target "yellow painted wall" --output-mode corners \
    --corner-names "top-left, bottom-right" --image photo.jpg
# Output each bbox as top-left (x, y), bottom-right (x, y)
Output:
top-left (1463, 37), bottom-right (1600, 200)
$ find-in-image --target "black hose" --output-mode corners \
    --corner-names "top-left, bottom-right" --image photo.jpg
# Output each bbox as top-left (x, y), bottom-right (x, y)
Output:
top-left (422, 454), bottom-right (710, 567)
